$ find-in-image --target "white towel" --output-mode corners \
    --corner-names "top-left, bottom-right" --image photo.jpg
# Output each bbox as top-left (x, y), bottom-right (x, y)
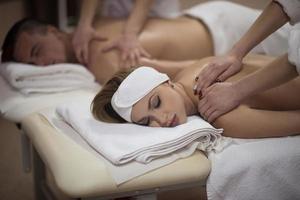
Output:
top-left (288, 24), bottom-right (300, 74)
top-left (275, 0), bottom-right (300, 25)
top-left (41, 107), bottom-right (222, 184)
top-left (206, 136), bottom-right (300, 200)
top-left (182, 1), bottom-right (291, 56)
top-left (56, 100), bottom-right (223, 165)
top-left (0, 62), bottom-right (98, 94)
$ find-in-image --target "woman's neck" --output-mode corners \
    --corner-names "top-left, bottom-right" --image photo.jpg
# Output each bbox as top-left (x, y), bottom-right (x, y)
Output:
top-left (174, 82), bottom-right (197, 116)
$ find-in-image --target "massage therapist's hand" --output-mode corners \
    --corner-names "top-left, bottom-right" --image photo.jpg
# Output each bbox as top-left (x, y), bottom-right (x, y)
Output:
top-left (102, 33), bottom-right (151, 68)
top-left (198, 82), bottom-right (242, 122)
top-left (72, 25), bottom-right (107, 65)
top-left (194, 54), bottom-right (243, 96)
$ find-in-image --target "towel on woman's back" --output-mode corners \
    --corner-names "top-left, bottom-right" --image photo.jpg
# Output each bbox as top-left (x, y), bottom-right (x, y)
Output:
top-left (0, 62), bottom-right (98, 94)
top-left (56, 101), bottom-right (224, 165)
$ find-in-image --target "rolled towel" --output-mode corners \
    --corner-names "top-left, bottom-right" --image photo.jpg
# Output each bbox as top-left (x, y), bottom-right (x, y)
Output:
top-left (56, 101), bottom-right (224, 165)
top-left (288, 24), bottom-right (300, 74)
top-left (0, 62), bottom-right (98, 94)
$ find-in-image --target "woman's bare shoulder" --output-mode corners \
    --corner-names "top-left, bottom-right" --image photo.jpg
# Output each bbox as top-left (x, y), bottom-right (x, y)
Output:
top-left (172, 54), bottom-right (276, 83)
top-left (173, 57), bottom-right (214, 82)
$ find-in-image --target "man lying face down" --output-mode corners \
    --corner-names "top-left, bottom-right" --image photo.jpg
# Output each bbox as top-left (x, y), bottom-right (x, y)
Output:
top-left (1, 1), bottom-right (292, 84)
top-left (1, 16), bottom-right (214, 84)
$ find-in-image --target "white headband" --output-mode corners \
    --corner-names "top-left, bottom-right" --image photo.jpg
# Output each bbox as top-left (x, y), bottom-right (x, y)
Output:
top-left (111, 66), bottom-right (169, 122)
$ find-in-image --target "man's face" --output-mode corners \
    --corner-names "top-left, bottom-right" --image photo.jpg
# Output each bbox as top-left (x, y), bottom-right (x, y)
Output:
top-left (13, 29), bottom-right (68, 66)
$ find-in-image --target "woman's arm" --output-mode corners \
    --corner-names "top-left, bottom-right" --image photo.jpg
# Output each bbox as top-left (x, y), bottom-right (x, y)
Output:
top-left (233, 54), bottom-right (298, 102)
top-left (214, 105), bottom-right (300, 139)
top-left (73, 0), bottom-right (107, 65)
top-left (123, 0), bottom-right (153, 38)
top-left (77, 0), bottom-right (99, 29)
top-left (102, 0), bottom-right (153, 68)
top-left (195, 1), bottom-right (290, 92)
top-left (228, 1), bottom-right (289, 61)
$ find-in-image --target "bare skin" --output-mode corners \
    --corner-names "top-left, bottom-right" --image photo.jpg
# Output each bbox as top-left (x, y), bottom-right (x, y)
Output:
top-left (11, 16), bottom-right (212, 85)
top-left (88, 16), bottom-right (213, 84)
top-left (131, 55), bottom-right (300, 138)
top-left (175, 55), bottom-right (300, 138)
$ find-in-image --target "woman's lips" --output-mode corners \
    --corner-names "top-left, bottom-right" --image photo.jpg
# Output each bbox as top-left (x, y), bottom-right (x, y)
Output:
top-left (169, 114), bottom-right (178, 127)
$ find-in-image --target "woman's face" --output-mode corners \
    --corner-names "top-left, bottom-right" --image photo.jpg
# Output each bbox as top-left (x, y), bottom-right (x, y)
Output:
top-left (131, 82), bottom-right (187, 127)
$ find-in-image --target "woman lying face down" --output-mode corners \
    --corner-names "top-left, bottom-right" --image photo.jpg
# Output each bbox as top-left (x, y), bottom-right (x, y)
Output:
top-left (92, 56), bottom-right (300, 139)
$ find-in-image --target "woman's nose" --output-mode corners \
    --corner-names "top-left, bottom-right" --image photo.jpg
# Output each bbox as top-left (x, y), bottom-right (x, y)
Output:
top-left (151, 111), bottom-right (168, 127)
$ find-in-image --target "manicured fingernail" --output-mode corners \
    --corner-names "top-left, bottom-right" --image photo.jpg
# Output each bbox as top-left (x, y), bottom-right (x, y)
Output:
top-left (193, 85), bottom-right (197, 95)
top-left (198, 92), bottom-right (202, 99)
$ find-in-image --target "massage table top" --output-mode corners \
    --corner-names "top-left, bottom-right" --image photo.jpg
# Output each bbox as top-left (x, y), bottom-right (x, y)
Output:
top-left (21, 113), bottom-right (211, 198)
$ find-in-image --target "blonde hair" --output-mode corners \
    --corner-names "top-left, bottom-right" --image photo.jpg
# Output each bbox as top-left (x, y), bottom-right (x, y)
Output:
top-left (91, 68), bottom-right (135, 123)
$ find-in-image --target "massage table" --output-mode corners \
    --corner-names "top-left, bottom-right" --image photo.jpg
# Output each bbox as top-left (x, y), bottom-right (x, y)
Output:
top-left (3, 57), bottom-right (298, 200)
top-left (21, 113), bottom-right (210, 199)
top-left (0, 72), bottom-right (211, 200)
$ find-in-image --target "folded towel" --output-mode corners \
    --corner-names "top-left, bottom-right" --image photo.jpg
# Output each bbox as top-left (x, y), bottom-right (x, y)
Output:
top-left (207, 136), bottom-right (300, 200)
top-left (0, 62), bottom-right (98, 94)
top-left (56, 100), bottom-right (223, 165)
top-left (288, 24), bottom-right (300, 74)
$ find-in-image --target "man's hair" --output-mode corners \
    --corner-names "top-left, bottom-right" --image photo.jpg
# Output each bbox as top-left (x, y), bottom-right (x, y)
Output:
top-left (1, 18), bottom-right (48, 62)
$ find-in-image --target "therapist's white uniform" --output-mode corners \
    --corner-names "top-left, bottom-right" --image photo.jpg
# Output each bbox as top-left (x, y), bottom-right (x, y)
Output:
top-left (101, 0), bottom-right (180, 18)
top-left (275, 0), bottom-right (300, 74)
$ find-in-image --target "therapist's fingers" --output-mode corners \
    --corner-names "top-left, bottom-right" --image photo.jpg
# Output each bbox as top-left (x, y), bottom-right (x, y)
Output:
top-left (195, 63), bottom-right (221, 95)
top-left (217, 63), bottom-right (241, 82)
top-left (129, 51), bottom-right (136, 67)
top-left (199, 101), bottom-right (211, 118)
top-left (74, 49), bottom-right (82, 64)
top-left (203, 106), bottom-right (216, 121)
top-left (207, 110), bottom-right (220, 123)
top-left (133, 49), bottom-right (141, 67)
top-left (203, 64), bottom-right (226, 89)
top-left (198, 98), bottom-right (210, 118)
top-left (75, 44), bottom-right (88, 65)
top-left (139, 47), bottom-right (151, 58)
top-left (82, 44), bottom-right (89, 65)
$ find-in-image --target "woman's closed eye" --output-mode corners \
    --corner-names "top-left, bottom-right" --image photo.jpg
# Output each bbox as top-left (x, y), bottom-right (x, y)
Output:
top-left (152, 95), bottom-right (161, 109)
